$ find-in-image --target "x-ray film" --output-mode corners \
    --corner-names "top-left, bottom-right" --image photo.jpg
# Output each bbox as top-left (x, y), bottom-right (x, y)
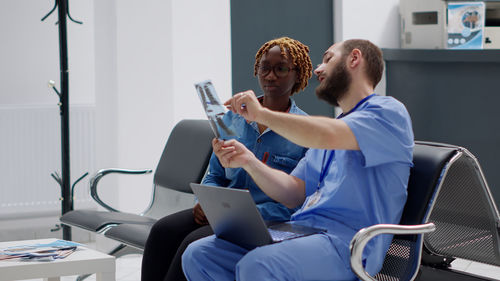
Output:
top-left (195, 80), bottom-right (237, 139)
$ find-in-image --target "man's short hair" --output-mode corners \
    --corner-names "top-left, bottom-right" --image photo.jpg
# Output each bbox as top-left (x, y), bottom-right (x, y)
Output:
top-left (342, 39), bottom-right (384, 88)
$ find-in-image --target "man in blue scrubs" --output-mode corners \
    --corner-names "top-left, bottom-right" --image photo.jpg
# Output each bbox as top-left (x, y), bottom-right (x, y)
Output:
top-left (182, 39), bottom-right (414, 281)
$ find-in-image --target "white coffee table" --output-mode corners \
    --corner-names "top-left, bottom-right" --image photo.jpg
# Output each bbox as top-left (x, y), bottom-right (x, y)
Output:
top-left (0, 238), bottom-right (115, 281)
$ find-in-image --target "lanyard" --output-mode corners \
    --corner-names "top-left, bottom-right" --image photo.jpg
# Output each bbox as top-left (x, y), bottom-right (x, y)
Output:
top-left (317, 94), bottom-right (377, 189)
top-left (318, 150), bottom-right (334, 188)
top-left (337, 93), bottom-right (376, 119)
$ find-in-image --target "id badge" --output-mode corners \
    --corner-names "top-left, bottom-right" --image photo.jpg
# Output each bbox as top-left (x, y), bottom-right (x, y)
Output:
top-left (304, 189), bottom-right (322, 210)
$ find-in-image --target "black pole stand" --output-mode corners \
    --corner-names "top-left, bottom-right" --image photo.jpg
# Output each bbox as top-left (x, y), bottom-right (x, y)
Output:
top-left (57, 0), bottom-right (72, 242)
top-left (42, 0), bottom-right (86, 241)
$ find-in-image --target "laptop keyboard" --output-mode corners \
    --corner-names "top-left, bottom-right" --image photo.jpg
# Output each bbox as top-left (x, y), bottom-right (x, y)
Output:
top-left (268, 228), bottom-right (303, 242)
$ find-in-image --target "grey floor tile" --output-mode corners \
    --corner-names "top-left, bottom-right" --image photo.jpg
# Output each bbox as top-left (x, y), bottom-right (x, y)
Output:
top-left (451, 258), bottom-right (473, 271)
top-left (465, 261), bottom-right (500, 280)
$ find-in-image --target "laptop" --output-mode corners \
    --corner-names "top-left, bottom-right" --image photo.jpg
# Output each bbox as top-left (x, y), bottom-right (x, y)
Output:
top-left (190, 183), bottom-right (325, 250)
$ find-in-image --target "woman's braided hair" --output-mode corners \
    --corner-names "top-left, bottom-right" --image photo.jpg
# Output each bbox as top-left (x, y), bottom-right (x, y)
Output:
top-left (254, 37), bottom-right (313, 95)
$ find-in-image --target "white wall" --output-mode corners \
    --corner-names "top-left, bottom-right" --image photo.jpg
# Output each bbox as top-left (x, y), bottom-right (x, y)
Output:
top-left (0, 0), bottom-right (232, 226)
top-left (0, 1), bottom-right (95, 106)
top-left (108, 0), bottom-right (174, 213)
top-left (0, 2), bottom-right (96, 209)
top-left (107, 0), bottom-right (232, 213)
top-left (171, 1), bottom-right (232, 123)
top-left (334, 0), bottom-right (401, 96)
top-left (0, 1), bottom-right (96, 241)
top-left (93, 0), bottom-right (119, 210)
top-left (334, 0), bottom-right (400, 47)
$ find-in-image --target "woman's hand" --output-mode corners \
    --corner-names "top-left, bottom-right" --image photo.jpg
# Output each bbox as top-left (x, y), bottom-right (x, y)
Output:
top-left (212, 138), bottom-right (255, 169)
top-left (193, 203), bottom-right (208, 225)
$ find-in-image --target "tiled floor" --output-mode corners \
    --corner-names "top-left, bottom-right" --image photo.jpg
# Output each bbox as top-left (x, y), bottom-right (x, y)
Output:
top-left (450, 258), bottom-right (500, 280)
top-left (21, 254), bottom-right (500, 281)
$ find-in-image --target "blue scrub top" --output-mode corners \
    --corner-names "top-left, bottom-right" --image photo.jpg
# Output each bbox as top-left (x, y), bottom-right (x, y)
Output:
top-left (290, 95), bottom-right (414, 275)
top-left (203, 97), bottom-right (308, 222)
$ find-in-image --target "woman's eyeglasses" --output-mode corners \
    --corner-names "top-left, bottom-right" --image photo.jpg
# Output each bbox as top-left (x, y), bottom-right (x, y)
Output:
top-left (257, 65), bottom-right (296, 78)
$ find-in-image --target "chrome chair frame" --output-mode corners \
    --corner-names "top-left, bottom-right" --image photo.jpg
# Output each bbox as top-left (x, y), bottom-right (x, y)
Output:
top-left (349, 141), bottom-right (464, 281)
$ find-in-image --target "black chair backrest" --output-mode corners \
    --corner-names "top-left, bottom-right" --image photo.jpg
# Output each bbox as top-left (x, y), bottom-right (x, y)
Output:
top-left (424, 145), bottom-right (500, 266)
top-left (153, 119), bottom-right (214, 193)
top-left (375, 141), bottom-right (459, 281)
top-left (400, 142), bottom-right (459, 225)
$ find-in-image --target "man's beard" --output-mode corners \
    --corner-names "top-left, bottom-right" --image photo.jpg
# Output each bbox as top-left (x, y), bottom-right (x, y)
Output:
top-left (315, 60), bottom-right (351, 107)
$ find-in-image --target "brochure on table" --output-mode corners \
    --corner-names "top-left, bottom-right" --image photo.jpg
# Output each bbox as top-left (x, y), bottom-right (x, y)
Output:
top-left (0, 240), bottom-right (81, 261)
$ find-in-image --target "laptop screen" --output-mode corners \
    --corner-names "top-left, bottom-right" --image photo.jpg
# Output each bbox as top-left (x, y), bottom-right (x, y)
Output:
top-left (190, 183), bottom-right (325, 249)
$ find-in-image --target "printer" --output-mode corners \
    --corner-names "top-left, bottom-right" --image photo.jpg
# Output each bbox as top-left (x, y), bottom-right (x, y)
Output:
top-left (400, 0), bottom-right (500, 49)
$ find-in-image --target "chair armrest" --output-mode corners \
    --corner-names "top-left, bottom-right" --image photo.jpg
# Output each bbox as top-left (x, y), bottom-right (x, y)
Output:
top-left (90, 168), bottom-right (153, 212)
top-left (349, 223), bottom-right (436, 281)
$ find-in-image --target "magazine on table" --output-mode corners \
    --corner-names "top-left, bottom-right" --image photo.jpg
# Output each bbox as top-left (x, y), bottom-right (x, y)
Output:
top-left (0, 239), bottom-right (81, 261)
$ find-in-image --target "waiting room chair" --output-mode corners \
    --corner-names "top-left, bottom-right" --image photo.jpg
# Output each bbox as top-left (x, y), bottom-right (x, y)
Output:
top-left (60, 119), bottom-right (214, 256)
top-left (350, 141), bottom-right (462, 281)
top-left (421, 142), bottom-right (500, 280)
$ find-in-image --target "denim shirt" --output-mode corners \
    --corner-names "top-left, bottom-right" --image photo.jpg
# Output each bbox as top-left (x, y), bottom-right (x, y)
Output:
top-left (202, 98), bottom-right (308, 221)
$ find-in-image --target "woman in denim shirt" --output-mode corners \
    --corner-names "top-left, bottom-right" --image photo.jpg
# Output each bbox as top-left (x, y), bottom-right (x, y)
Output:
top-left (142, 37), bottom-right (312, 281)
top-left (204, 99), bottom-right (307, 221)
